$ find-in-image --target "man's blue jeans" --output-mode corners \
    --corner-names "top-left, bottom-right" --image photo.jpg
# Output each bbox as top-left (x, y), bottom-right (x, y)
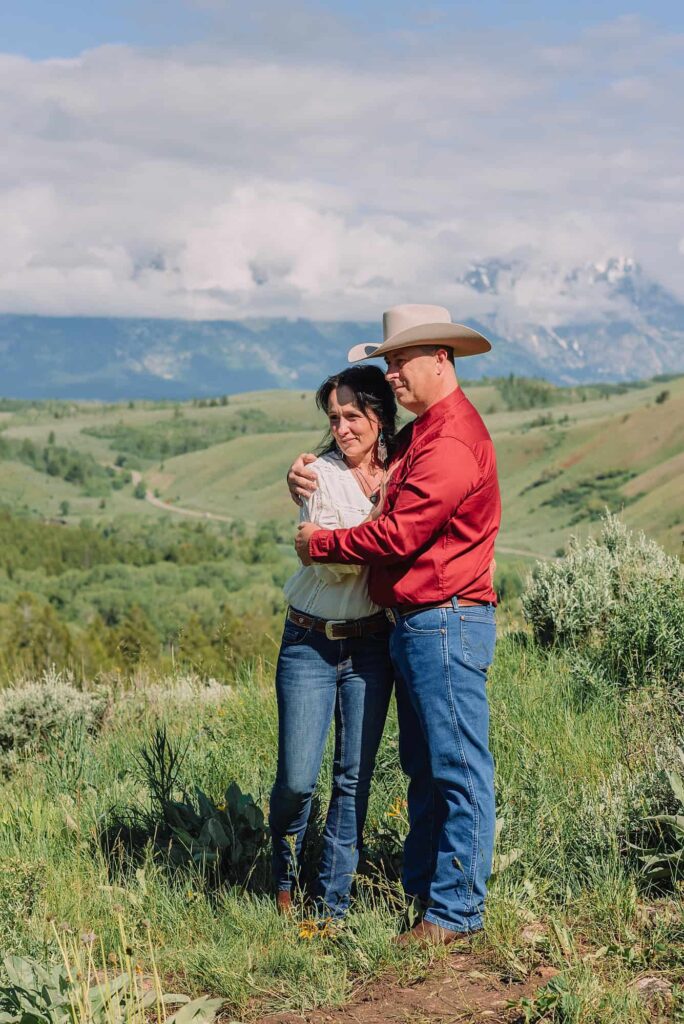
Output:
top-left (389, 598), bottom-right (496, 934)
top-left (269, 615), bottom-right (393, 917)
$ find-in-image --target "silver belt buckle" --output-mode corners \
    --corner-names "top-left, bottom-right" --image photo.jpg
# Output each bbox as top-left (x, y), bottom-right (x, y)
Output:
top-left (324, 619), bottom-right (345, 640)
top-left (385, 609), bottom-right (397, 626)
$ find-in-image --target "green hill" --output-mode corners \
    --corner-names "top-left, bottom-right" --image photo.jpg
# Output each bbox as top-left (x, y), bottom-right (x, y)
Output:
top-left (1, 375), bottom-right (682, 558)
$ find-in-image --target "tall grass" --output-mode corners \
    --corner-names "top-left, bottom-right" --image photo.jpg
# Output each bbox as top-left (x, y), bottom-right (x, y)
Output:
top-left (0, 625), bottom-right (682, 1019)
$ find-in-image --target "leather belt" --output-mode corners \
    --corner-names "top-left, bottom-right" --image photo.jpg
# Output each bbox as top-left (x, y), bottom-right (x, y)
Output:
top-left (395, 597), bottom-right (488, 615)
top-left (287, 607), bottom-right (391, 640)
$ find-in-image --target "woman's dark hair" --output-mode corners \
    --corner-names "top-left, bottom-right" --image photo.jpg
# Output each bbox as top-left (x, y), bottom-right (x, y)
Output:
top-left (315, 364), bottom-right (398, 462)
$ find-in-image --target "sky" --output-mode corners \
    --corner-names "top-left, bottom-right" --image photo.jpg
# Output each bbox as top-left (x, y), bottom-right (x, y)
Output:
top-left (1, 0), bottom-right (683, 322)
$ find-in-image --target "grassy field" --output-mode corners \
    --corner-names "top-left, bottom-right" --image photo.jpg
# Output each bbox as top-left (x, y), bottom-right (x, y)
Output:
top-left (0, 378), bottom-right (682, 1022)
top-left (0, 627), bottom-right (681, 1023)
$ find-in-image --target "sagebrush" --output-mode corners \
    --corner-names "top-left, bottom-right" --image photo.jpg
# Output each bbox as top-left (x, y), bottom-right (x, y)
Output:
top-left (522, 512), bottom-right (684, 690)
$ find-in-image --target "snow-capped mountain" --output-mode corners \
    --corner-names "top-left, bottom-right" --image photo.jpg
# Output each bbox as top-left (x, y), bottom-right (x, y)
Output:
top-left (458, 256), bottom-right (684, 382)
top-left (0, 257), bottom-right (682, 399)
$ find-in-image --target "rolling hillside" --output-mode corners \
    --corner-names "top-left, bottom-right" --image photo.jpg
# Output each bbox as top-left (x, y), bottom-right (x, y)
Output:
top-left (1, 375), bottom-right (682, 560)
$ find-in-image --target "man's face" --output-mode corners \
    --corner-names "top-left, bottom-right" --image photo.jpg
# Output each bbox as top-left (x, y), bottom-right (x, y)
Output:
top-left (383, 347), bottom-right (441, 413)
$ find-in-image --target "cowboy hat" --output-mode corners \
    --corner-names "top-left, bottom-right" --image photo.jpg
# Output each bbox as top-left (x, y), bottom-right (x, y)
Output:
top-left (347, 304), bottom-right (491, 363)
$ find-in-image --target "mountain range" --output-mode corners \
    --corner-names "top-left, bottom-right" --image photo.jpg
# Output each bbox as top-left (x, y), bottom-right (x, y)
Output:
top-left (1, 257), bottom-right (682, 399)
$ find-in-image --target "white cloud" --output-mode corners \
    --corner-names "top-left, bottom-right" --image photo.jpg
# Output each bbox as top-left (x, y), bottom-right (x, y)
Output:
top-left (1, 15), bottom-right (683, 321)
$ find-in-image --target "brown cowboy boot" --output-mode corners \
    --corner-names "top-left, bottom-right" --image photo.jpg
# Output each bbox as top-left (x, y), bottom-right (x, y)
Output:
top-left (395, 919), bottom-right (471, 947)
top-left (276, 890), bottom-right (293, 915)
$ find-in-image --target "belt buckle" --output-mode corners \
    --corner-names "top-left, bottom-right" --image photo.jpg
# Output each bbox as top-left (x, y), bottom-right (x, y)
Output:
top-left (324, 619), bottom-right (345, 640)
top-left (385, 609), bottom-right (397, 626)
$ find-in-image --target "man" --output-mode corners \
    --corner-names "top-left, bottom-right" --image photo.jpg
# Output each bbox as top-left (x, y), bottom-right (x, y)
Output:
top-left (292, 304), bottom-right (501, 944)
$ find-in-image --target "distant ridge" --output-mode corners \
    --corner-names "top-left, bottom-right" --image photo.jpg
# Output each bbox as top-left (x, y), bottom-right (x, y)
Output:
top-left (1, 259), bottom-right (682, 398)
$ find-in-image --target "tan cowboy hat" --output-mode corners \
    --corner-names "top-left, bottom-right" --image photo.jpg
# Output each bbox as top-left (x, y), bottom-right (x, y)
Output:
top-left (348, 304), bottom-right (491, 363)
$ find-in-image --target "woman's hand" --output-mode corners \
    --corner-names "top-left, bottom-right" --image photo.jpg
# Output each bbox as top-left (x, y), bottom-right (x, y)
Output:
top-left (287, 453), bottom-right (318, 506)
top-left (295, 522), bottom-right (318, 565)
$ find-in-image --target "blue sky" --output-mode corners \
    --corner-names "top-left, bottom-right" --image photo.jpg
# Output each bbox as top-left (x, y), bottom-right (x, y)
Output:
top-left (1, 1), bottom-right (683, 321)
top-left (3, 0), bottom-right (684, 58)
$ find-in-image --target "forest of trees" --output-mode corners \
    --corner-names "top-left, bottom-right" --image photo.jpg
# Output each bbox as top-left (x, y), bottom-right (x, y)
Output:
top-left (0, 510), bottom-right (293, 679)
top-left (0, 434), bottom-right (130, 495)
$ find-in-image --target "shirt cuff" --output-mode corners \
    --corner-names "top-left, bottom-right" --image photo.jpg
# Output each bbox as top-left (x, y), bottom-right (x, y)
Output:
top-left (310, 528), bottom-right (334, 562)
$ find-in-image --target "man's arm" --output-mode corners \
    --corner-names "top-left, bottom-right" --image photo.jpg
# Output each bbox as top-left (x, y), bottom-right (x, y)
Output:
top-left (287, 453), bottom-right (318, 506)
top-left (300, 435), bottom-right (480, 566)
top-left (297, 468), bottom-right (363, 577)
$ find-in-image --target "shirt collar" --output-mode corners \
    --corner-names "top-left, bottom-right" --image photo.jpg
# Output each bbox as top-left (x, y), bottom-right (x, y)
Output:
top-left (412, 387), bottom-right (465, 439)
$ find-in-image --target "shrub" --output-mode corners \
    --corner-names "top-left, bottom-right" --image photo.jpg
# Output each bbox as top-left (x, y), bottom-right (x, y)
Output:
top-left (101, 726), bottom-right (269, 888)
top-left (522, 513), bottom-right (684, 689)
top-left (0, 670), bottom-right (108, 756)
top-left (0, 952), bottom-right (223, 1024)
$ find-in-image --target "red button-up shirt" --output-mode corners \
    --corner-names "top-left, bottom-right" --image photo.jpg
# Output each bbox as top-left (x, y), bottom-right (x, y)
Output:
top-left (309, 387), bottom-right (501, 607)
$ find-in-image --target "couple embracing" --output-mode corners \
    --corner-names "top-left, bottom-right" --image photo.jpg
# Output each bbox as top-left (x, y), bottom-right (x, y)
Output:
top-left (269, 304), bottom-right (501, 945)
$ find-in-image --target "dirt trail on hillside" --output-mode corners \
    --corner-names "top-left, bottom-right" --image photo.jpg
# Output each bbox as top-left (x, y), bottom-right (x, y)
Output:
top-left (495, 545), bottom-right (553, 561)
top-left (260, 952), bottom-right (555, 1024)
top-left (128, 470), bottom-right (235, 523)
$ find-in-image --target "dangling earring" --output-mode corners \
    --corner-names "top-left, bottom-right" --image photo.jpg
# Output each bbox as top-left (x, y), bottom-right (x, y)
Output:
top-left (377, 430), bottom-right (388, 465)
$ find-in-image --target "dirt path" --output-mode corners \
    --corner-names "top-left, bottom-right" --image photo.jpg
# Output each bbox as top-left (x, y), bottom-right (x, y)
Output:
top-left (495, 545), bottom-right (552, 561)
top-left (128, 470), bottom-right (235, 524)
top-left (260, 951), bottom-right (556, 1024)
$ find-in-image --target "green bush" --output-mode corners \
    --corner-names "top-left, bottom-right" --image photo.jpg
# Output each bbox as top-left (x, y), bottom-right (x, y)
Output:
top-left (637, 747), bottom-right (684, 886)
top-left (522, 513), bottom-right (684, 690)
top-left (0, 671), bottom-right (108, 756)
top-left (101, 726), bottom-right (269, 888)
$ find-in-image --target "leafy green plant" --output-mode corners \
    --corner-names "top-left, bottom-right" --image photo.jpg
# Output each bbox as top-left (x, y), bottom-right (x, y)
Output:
top-left (638, 748), bottom-right (684, 886)
top-left (0, 953), bottom-right (223, 1024)
top-left (514, 974), bottom-right (577, 1023)
top-left (162, 780), bottom-right (267, 882)
top-left (103, 727), bottom-right (268, 887)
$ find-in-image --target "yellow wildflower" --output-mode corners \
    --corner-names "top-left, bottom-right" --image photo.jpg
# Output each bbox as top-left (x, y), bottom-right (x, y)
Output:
top-left (298, 918), bottom-right (334, 940)
top-left (386, 797), bottom-right (408, 819)
top-left (298, 920), bottom-right (318, 940)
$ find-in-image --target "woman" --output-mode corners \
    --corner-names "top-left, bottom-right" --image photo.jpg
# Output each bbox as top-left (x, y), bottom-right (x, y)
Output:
top-left (269, 364), bottom-right (397, 920)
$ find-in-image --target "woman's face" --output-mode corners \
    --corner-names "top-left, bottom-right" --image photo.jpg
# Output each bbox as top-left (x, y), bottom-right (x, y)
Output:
top-left (326, 385), bottom-right (380, 460)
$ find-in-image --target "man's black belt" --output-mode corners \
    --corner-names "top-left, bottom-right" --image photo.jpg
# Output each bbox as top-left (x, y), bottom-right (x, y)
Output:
top-left (287, 607), bottom-right (391, 640)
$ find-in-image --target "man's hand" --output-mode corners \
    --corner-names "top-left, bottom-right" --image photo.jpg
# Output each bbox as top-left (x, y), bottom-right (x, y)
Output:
top-left (295, 522), bottom-right (318, 565)
top-left (287, 453), bottom-right (318, 506)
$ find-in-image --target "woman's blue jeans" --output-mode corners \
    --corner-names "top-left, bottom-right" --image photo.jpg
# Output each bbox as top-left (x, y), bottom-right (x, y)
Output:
top-left (269, 615), bottom-right (393, 917)
top-left (390, 599), bottom-right (496, 934)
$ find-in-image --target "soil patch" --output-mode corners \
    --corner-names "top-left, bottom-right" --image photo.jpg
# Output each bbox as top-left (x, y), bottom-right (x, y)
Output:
top-left (260, 952), bottom-right (557, 1024)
